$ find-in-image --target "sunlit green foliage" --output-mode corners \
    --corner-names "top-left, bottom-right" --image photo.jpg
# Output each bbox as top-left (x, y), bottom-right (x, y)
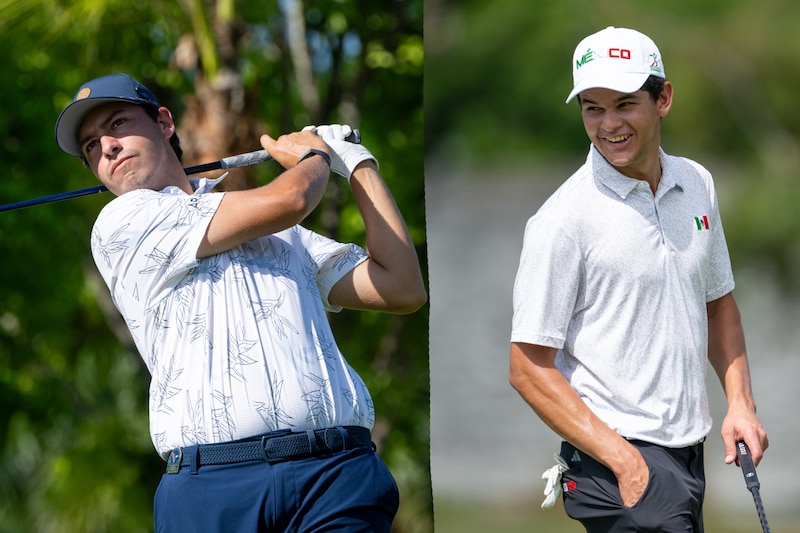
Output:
top-left (0, 1), bottom-right (427, 532)
top-left (426, 0), bottom-right (800, 291)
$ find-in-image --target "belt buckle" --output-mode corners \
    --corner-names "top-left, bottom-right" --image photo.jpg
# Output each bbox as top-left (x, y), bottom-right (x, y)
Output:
top-left (166, 448), bottom-right (183, 474)
top-left (260, 429), bottom-right (293, 463)
top-left (322, 428), bottom-right (345, 451)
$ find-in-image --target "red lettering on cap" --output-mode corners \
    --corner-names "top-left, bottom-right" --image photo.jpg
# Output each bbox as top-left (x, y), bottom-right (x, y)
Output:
top-left (609, 48), bottom-right (631, 59)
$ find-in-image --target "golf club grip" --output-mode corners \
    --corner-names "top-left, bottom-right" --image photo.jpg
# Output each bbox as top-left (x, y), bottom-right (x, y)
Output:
top-left (736, 440), bottom-right (760, 491)
top-left (187, 129), bottom-right (361, 174)
top-left (223, 128), bottom-right (360, 166)
top-left (219, 150), bottom-right (271, 169)
top-left (345, 128), bottom-right (361, 144)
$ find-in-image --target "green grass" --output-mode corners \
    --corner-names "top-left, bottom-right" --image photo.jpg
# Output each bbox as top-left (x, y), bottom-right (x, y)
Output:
top-left (434, 498), bottom-right (580, 533)
top-left (433, 498), bottom-right (796, 533)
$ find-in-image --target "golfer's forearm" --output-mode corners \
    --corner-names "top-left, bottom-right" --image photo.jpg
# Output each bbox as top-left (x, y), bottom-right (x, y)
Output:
top-left (508, 342), bottom-right (641, 474)
top-left (714, 352), bottom-right (757, 412)
top-left (348, 164), bottom-right (426, 308)
top-left (707, 293), bottom-right (756, 410)
top-left (197, 159), bottom-right (329, 258)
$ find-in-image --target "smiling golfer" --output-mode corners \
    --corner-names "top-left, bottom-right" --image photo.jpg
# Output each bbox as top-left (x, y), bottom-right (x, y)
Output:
top-left (55, 73), bottom-right (426, 532)
top-left (509, 27), bottom-right (768, 532)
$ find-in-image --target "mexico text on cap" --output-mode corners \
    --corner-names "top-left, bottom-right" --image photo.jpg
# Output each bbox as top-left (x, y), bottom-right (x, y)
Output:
top-left (566, 26), bottom-right (665, 104)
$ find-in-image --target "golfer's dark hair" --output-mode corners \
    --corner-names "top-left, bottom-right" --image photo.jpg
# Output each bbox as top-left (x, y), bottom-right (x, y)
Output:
top-left (142, 105), bottom-right (183, 162)
top-left (641, 75), bottom-right (666, 102)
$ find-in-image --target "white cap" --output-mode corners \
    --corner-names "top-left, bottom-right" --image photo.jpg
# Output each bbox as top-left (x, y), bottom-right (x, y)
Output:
top-left (566, 27), bottom-right (665, 103)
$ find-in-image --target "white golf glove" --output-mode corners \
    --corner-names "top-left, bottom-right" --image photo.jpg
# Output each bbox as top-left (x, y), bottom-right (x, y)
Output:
top-left (303, 124), bottom-right (378, 180)
top-left (541, 454), bottom-right (569, 510)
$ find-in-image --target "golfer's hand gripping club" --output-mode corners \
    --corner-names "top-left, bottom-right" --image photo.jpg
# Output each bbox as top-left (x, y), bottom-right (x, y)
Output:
top-left (736, 440), bottom-right (760, 491)
top-left (217, 128), bottom-right (360, 172)
top-left (303, 124), bottom-right (375, 180)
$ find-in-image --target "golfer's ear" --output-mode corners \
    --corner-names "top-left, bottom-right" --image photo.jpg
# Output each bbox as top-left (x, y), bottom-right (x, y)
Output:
top-left (657, 81), bottom-right (674, 118)
top-left (157, 107), bottom-right (176, 138)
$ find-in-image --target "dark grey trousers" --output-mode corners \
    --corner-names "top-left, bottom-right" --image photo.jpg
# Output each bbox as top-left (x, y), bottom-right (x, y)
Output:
top-left (559, 439), bottom-right (705, 532)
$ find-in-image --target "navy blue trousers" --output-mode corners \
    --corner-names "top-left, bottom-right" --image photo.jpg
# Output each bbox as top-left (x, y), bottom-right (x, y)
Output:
top-left (154, 445), bottom-right (398, 532)
top-left (560, 440), bottom-right (705, 532)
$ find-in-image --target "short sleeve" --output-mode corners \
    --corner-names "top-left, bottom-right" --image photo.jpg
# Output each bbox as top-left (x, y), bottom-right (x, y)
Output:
top-left (91, 189), bottom-right (225, 305)
top-left (704, 185), bottom-right (735, 301)
top-left (510, 213), bottom-right (583, 348)
top-left (294, 226), bottom-right (368, 312)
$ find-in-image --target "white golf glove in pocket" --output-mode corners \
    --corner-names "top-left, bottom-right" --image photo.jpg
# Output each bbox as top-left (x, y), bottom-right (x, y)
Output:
top-left (541, 454), bottom-right (569, 509)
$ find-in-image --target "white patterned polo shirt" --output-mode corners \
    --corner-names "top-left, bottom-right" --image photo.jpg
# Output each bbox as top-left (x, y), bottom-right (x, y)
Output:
top-left (90, 176), bottom-right (373, 459)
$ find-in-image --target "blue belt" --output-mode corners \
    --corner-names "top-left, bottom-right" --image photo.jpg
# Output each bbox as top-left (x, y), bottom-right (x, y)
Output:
top-left (166, 426), bottom-right (373, 474)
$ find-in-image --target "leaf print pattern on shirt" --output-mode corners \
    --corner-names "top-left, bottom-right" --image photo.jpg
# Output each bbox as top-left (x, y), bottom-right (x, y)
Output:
top-left (252, 292), bottom-right (299, 340)
top-left (181, 391), bottom-right (206, 443)
top-left (255, 373), bottom-right (295, 431)
top-left (187, 314), bottom-right (211, 347)
top-left (174, 194), bottom-right (217, 227)
top-left (342, 388), bottom-right (363, 421)
top-left (197, 255), bottom-right (225, 293)
top-left (170, 273), bottom-right (197, 338)
top-left (92, 223), bottom-right (130, 269)
top-left (211, 390), bottom-right (236, 443)
top-left (331, 244), bottom-right (366, 272)
top-left (227, 326), bottom-right (258, 382)
top-left (140, 240), bottom-right (188, 278)
top-left (153, 354), bottom-right (183, 414)
top-left (265, 239), bottom-right (299, 290)
top-left (313, 330), bottom-right (338, 371)
top-left (302, 249), bottom-right (323, 300)
top-left (302, 373), bottom-right (334, 425)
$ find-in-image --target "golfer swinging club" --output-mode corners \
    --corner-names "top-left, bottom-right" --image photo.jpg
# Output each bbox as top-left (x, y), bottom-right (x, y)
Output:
top-left (55, 73), bottom-right (427, 532)
top-left (509, 27), bottom-right (768, 531)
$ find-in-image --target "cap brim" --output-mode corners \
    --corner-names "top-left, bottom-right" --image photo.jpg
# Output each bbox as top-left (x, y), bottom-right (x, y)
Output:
top-left (565, 72), bottom-right (651, 103)
top-left (55, 97), bottom-right (129, 157)
top-left (55, 97), bottom-right (155, 157)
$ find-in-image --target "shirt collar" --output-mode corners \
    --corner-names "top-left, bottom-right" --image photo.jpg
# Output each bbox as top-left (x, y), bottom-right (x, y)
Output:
top-left (191, 173), bottom-right (228, 194)
top-left (157, 172), bottom-right (228, 196)
top-left (589, 145), bottom-right (683, 199)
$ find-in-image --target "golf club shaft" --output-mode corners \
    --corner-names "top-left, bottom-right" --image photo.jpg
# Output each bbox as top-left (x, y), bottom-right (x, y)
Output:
top-left (736, 440), bottom-right (771, 533)
top-left (1, 128), bottom-right (360, 213)
top-left (0, 149), bottom-right (272, 213)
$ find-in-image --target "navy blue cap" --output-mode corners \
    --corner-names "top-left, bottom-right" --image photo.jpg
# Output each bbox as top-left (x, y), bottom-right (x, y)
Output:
top-left (55, 73), bottom-right (161, 157)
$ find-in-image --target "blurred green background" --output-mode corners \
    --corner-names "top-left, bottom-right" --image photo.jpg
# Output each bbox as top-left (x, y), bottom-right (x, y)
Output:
top-left (426, 1), bottom-right (800, 532)
top-left (426, 0), bottom-right (800, 278)
top-left (0, 1), bottom-right (427, 532)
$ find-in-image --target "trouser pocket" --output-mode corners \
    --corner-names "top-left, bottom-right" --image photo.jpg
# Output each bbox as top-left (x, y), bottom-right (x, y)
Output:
top-left (559, 440), bottom-right (705, 533)
top-left (559, 441), bottom-right (640, 529)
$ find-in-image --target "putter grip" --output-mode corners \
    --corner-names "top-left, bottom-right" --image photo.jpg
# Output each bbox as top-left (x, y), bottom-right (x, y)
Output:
top-left (218, 129), bottom-right (361, 169)
top-left (736, 440), bottom-right (760, 491)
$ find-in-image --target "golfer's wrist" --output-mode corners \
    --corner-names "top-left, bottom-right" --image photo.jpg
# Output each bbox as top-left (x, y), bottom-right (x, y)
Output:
top-left (298, 149), bottom-right (331, 168)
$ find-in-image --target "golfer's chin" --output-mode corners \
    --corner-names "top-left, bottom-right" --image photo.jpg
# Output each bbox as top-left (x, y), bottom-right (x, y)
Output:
top-left (100, 176), bottom-right (148, 197)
